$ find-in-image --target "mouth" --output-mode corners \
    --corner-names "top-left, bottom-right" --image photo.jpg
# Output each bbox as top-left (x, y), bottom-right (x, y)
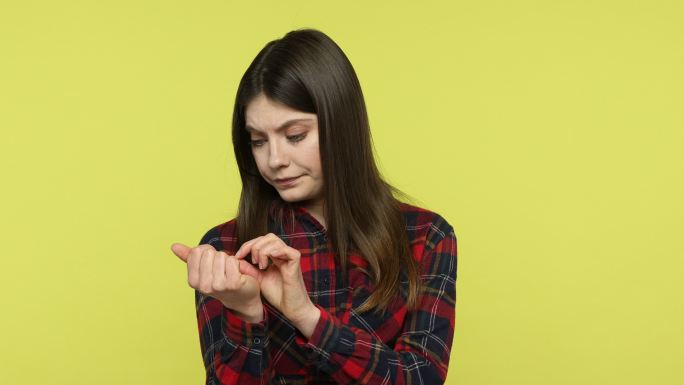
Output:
top-left (274, 176), bottom-right (301, 186)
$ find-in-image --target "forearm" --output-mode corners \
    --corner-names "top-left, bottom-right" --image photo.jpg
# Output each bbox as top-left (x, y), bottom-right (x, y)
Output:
top-left (230, 301), bottom-right (265, 323)
top-left (289, 303), bottom-right (321, 339)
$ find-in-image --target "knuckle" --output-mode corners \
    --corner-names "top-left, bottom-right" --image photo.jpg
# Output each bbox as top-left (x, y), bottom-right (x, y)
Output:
top-left (194, 246), bottom-right (211, 257)
top-left (228, 280), bottom-right (242, 291)
top-left (188, 271), bottom-right (198, 282)
top-left (199, 282), bottom-right (212, 294)
top-left (225, 276), bottom-right (240, 291)
top-left (187, 253), bottom-right (198, 265)
top-left (211, 281), bottom-right (224, 292)
top-left (227, 255), bottom-right (238, 265)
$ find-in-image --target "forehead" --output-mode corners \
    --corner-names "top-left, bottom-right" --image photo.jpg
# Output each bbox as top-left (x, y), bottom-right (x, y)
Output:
top-left (245, 94), bottom-right (316, 132)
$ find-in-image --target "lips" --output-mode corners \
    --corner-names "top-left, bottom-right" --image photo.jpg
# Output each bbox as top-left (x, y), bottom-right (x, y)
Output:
top-left (275, 176), bottom-right (299, 182)
top-left (274, 176), bottom-right (300, 185)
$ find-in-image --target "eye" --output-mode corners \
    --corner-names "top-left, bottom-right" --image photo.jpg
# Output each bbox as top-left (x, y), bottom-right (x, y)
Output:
top-left (249, 139), bottom-right (266, 148)
top-left (287, 134), bottom-right (306, 143)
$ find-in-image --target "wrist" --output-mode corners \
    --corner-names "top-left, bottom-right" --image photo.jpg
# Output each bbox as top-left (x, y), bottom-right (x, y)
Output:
top-left (291, 303), bottom-right (321, 339)
top-left (228, 301), bottom-right (264, 323)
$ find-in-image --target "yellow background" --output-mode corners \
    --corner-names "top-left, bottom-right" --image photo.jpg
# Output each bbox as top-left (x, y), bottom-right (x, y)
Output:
top-left (1, 0), bottom-right (682, 384)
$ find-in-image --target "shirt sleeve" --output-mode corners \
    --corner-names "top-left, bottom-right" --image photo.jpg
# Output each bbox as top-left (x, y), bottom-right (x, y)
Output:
top-left (194, 226), bottom-right (275, 385)
top-left (299, 227), bottom-right (458, 385)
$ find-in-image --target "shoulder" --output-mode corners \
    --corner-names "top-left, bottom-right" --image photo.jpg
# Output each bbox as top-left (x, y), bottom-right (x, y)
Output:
top-left (197, 218), bottom-right (239, 253)
top-left (399, 202), bottom-right (457, 260)
top-left (399, 202), bottom-right (455, 244)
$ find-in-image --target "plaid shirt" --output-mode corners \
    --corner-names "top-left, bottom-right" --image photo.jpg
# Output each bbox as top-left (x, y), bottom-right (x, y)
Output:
top-left (194, 202), bottom-right (457, 385)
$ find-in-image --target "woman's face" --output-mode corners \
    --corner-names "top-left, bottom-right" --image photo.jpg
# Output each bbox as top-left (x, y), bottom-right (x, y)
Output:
top-left (245, 93), bottom-right (324, 209)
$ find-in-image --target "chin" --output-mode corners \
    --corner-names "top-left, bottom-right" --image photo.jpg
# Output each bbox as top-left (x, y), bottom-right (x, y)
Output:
top-left (278, 191), bottom-right (307, 202)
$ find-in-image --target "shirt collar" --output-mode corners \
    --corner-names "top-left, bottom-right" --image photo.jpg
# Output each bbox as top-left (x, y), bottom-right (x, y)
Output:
top-left (292, 204), bottom-right (327, 233)
top-left (268, 199), bottom-right (327, 235)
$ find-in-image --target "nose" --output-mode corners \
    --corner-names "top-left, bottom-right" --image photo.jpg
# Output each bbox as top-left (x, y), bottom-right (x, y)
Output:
top-left (267, 138), bottom-right (290, 169)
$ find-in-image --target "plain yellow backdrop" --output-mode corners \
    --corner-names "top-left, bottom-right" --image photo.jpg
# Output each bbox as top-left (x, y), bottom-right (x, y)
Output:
top-left (1, 0), bottom-right (682, 384)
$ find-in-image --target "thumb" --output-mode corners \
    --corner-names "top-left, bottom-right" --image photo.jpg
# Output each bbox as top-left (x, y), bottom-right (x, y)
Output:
top-left (171, 243), bottom-right (192, 262)
top-left (238, 259), bottom-right (261, 280)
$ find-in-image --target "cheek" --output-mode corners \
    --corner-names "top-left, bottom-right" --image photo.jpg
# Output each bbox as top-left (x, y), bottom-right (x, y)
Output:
top-left (313, 153), bottom-right (322, 172)
top-left (251, 151), bottom-right (268, 172)
top-left (302, 148), bottom-right (321, 171)
top-left (303, 138), bottom-right (322, 170)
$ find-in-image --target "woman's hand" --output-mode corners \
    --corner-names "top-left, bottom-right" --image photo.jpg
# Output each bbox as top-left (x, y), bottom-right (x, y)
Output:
top-left (171, 243), bottom-right (264, 323)
top-left (234, 234), bottom-right (320, 336)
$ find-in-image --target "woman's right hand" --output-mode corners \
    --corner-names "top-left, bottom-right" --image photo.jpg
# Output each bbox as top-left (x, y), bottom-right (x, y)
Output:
top-left (171, 243), bottom-right (264, 322)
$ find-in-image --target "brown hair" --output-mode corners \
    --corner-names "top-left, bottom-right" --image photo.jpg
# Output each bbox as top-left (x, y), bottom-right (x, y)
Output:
top-left (231, 28), bottom-right (421, 314)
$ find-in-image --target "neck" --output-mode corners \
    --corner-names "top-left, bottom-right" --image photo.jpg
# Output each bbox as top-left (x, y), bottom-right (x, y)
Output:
top-left (302, 199), bottom-right (326, 229)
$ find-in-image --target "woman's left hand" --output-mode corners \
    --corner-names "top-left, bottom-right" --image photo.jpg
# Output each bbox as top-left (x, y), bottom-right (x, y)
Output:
top-left (235, 233), bottom-right (320, 335)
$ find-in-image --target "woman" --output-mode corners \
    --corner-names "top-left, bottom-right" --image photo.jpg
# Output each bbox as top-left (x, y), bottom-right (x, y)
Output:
top-left (171, 28), bottom-right (458, 385)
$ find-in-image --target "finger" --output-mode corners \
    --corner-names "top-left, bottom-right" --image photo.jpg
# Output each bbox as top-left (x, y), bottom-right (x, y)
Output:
top-left (257, 235), bottom-right (280, 266)
top-left (238, 259), bottom-right (260, 279)
top-left (253, 237), bottom-right (281, 270)
top-left (268, 247), bottom-right (303, 271)
top-left (171, 243), bottom-right (191, 262)
top-left (225, 255), bottom-right (244, 290)
top-left (198, 248), bottom-right (215, 293)
top-left (265, 246), bottom-right (299, 261)
top-left (258, 244), bottom-right (283, 270)
top-left (263, 248), bottom-right (288, 268)
top-left (249, 237), bottom-right (269, 266)
top-left (212, 251), bottom-right (227, 291)
top-left (187, 246), bottom-right (209, 288)
top-left (234, 236), bottom-right (262, 261)
top-left (172, 243), bottom-right (214, 263)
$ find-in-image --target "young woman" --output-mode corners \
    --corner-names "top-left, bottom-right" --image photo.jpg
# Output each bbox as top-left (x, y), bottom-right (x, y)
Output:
top-left (171, 28), bottom-right (458, 385)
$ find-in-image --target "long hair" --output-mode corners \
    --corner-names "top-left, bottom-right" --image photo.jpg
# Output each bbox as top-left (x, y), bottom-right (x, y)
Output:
top-left (231, 28), bottom-right (421, 314)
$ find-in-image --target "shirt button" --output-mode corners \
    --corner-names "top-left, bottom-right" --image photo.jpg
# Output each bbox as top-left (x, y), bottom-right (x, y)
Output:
top-left (253, 337), bottom-right (261, 345)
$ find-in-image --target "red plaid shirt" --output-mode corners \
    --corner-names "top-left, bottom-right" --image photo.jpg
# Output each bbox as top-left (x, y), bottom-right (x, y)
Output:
top-left (194, 202), bottom-right (457, 384)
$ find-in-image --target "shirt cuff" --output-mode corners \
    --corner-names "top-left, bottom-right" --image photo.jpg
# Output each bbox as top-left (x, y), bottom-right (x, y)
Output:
top-left (295, 304), bottom-right (354, 357)
top-left (222, 305), bottom-right (267, 348)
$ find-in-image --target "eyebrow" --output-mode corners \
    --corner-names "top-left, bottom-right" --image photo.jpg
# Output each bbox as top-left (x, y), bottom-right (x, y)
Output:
top-left (245, 118), bottom-right (314, 133)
